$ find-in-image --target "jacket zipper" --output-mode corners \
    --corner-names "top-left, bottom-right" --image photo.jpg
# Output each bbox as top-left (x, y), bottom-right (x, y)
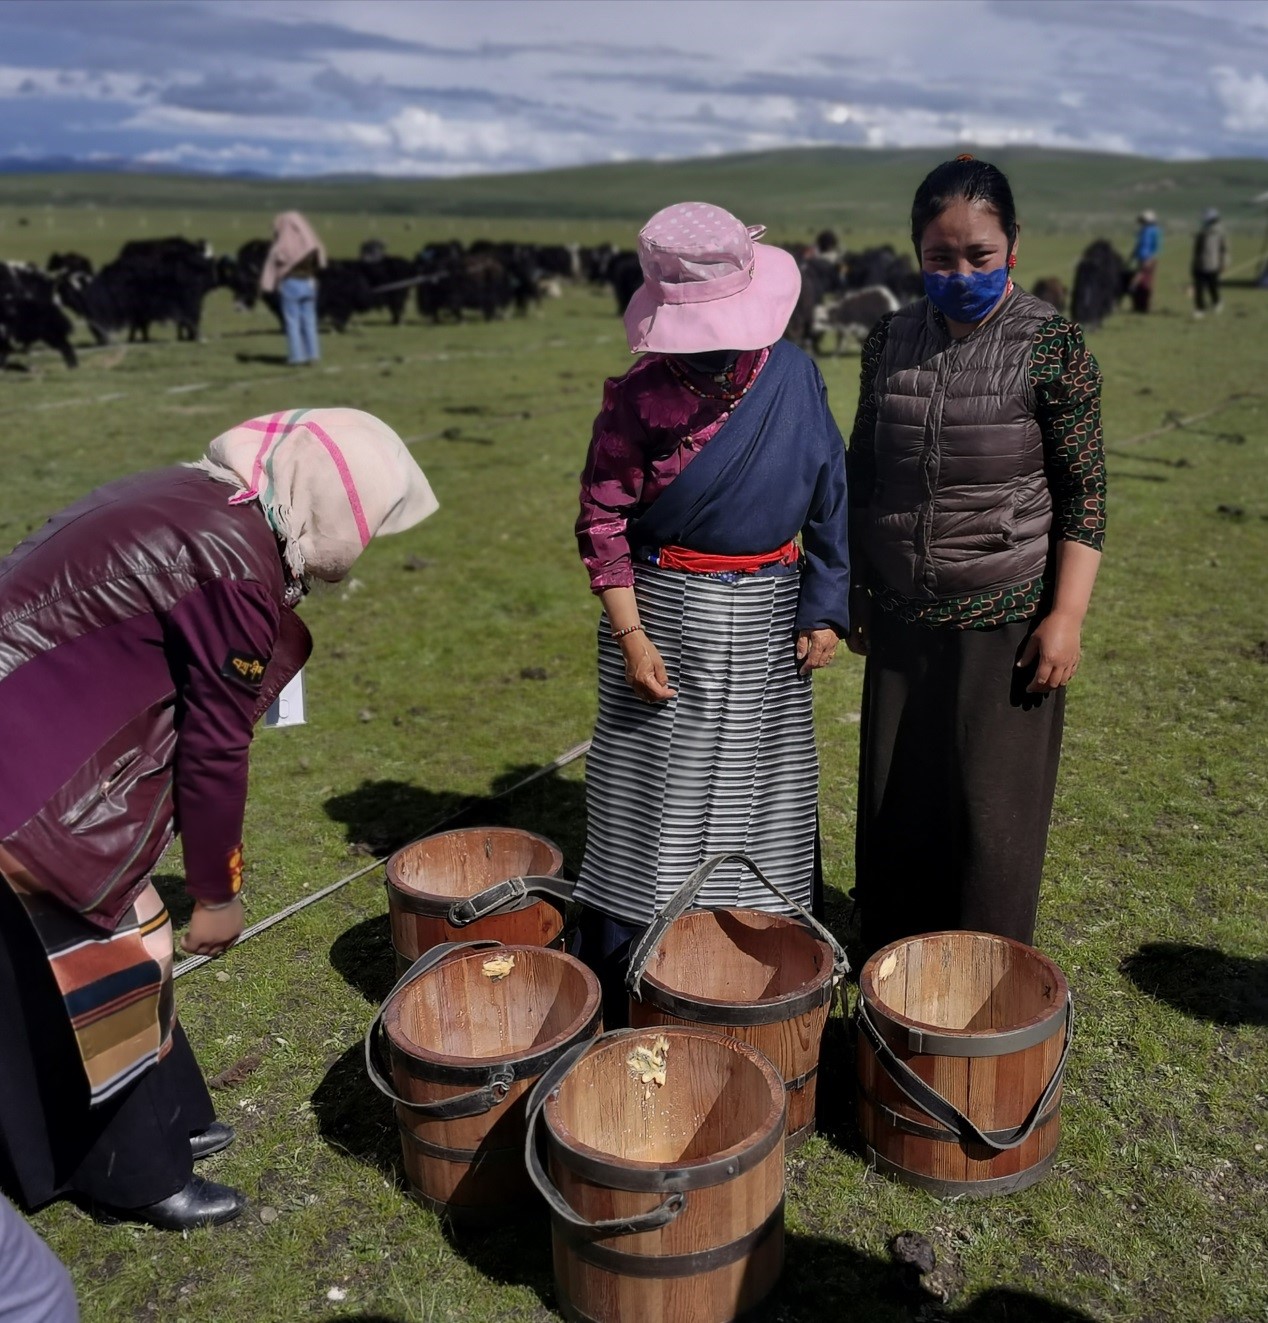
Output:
top-left (79, 772), bottom-right (174, 915)
top-left (915, 337), bottom-right (957, 594)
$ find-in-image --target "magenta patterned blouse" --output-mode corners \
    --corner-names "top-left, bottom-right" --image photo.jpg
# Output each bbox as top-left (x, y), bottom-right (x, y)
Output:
top-left (576, 348), bottom-right (768, 590)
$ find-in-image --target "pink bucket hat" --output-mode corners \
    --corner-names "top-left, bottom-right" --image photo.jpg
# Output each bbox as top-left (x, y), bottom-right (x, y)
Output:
top-left (623, 201), bottom-right (803, 355)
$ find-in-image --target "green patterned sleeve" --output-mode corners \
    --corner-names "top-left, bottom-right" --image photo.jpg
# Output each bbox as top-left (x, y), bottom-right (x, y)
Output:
top-left (846, 314), bottom-right (893, 500)
top-left (1031, 316), bottom-right (1107, 550)
top-left (845, 313), bottom-right (892, 582)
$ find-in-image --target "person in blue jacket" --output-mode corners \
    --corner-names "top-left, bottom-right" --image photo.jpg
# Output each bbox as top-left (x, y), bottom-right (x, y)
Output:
top-left (1129, 210), bottom-right (1162, 312)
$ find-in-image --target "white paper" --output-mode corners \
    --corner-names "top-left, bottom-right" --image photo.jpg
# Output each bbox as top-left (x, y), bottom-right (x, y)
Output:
top-left (265, 669), bottom-right (307, 729)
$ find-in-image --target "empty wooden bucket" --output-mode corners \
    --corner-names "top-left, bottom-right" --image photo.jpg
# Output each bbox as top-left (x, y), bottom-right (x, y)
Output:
top-left (365, 940), bottom-right (601, 1224)
top-left (626, 853), bottom-right (846, 1149)
top-left (528, 1026), bottom-right (786, 1323)
top-left (385, 827), bottom-right (565, 972)
top-left (856, 930), bottom-right (1072, 1197)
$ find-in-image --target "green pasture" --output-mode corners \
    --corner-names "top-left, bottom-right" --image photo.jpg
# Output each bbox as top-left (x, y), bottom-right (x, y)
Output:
top-left (2, 163), bottom-right (1267, 1323)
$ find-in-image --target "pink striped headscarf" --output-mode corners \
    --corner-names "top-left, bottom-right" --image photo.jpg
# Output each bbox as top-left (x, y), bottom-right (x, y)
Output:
top-left (194, 408), bottom-right (438, 581)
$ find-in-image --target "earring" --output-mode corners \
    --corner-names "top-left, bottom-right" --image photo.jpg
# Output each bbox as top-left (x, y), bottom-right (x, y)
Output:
top-left (1007, 253), bottom-right (1017, 269)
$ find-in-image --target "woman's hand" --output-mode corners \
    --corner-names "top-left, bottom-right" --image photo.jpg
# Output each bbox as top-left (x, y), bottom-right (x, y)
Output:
top-left (181, 897), bottom-right (245, 957)
top-left (845, 586), bottom-right (871, 656)
top-left (621, 632), bottom-right (677, 703)
top-left (796, 627), bottom-right (840, 676)
top-left (1016, 611), bottom-right (1082, 693)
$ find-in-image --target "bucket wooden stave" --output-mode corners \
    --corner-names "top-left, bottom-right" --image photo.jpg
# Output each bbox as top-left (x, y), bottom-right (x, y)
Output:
top-left (528, 1026), bottom-right (787, 1323)
top-left (626, 853), bottom-right (846, 1149)
top-left (856, 930), bottom-right (1072, 1197)
top-left (366, 940), bottom-right (601, 1223)
top-left (385, 827), bottom-right (565, 972)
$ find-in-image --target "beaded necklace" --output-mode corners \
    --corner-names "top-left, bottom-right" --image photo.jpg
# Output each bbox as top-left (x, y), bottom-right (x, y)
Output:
top-left (667, 350), bottom-right (764, 404)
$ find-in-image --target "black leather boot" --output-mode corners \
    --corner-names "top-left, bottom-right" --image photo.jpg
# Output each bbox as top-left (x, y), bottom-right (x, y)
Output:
top-left (95, 1175), bottom-right (247, 1230)
top-left (190, 1120), bottom-right (235, 1162)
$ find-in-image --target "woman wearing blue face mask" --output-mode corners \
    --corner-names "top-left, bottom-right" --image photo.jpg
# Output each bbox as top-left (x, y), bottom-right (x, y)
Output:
top-left (845, 155), bottom-right (1106, 957)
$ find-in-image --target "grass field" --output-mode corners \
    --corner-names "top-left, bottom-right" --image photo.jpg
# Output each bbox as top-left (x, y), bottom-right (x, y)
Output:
top-left (3, 157), bottom-right (1267, 1323)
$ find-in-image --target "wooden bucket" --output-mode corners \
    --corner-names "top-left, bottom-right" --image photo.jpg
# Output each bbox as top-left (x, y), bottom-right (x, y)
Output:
top-left (365, 940), bottom-right (601, 1224)
top-left (856, 930), bottom-right (1072, 1197)
top-left (625, 853), bottom-right (846, 1149)
top-left (527, 1026), bottom-right (787, 1323)
top-left (385, 827), bottom-right (565, 972)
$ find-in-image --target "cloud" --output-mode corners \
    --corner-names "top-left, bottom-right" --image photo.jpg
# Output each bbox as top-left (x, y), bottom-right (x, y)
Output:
top-left (159, 72), bottom-right (300, 117)
top-left (0, 0), bottom-right (1265, 175)
top-left (388, 106), bottom-right (512, 160)
top-left (1210, 66), bottom-right (1268, 133)
top-left (136, 141), bottom-right (272, 167)
top-left (0, 64), bottom-right (149, 101)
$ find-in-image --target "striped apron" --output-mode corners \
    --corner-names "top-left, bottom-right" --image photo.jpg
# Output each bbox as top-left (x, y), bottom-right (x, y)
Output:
top-left (575, 562), bottom-right (818, 926)
top-left (0, 848), bottom-right (174, 1105)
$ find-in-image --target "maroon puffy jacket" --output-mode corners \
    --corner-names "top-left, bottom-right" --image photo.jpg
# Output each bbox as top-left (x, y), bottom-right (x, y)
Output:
top-left (0, 466), bottom-right (311, 929)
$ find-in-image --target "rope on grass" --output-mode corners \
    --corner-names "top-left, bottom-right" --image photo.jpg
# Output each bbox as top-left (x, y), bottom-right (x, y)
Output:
top-left (1113, 390), bottom-right (1265, 448)
top-left (172, 738), bottom-right (591, 980)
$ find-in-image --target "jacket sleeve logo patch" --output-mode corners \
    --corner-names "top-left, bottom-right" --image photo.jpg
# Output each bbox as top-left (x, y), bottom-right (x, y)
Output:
top-left (221, 650), bottom-right (267, 686)
top-left (228, 844), bottom-right (244, 894)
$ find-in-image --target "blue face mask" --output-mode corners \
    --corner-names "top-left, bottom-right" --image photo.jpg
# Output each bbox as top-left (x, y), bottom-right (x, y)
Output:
top-left (923, 266), bottom-right (1009, 323)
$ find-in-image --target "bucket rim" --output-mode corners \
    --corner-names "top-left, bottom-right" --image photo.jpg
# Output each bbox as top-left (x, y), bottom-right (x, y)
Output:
top-left (543, 1026), bottom-right (786, 1185)
top-left (637, 905), bottom-right (835, 1014)
top-left (859, 929), bottom-right (1069, 1046)
top-left (383, 945), bottom-right (601, 1074)
top-left (385, 826), bottom-right (565, 903)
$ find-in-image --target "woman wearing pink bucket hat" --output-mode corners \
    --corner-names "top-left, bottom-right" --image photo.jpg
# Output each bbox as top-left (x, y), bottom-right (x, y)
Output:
top-left (574, 201), bottom-right (850, 1020)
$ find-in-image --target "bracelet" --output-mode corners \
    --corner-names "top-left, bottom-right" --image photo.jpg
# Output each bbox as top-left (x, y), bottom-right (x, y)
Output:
top-left (611, 623), bottom-right (644, 641)
top-left (198, 897), bottom-right (240, 911)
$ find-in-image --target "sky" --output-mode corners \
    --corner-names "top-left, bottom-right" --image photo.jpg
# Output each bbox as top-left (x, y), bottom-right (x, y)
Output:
top-left (2, 0), bottom-right (1267, 177)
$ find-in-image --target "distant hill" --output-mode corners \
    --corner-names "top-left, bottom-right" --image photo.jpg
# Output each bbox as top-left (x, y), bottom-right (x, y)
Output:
top-left (1, 147), bottom-right (1265, 233)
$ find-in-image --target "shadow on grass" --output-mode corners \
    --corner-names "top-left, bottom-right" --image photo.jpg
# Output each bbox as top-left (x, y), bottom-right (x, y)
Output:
top-left (421, 1225), bottom-right (1101, 1322)
top-left (1120, 942), bottom-right (1268, 1025)
top-left (815, 1015), bottom-right (861, 1154)
top-left (233, 351), bottom-right (294, 365)
top-left (323, 1316), bottom-right (408, 1322)
top-left (310, 1027), bottom-right (1096, 1321)
top-left (322, 767), bottom-right (587, 867)
top-left (311, 1040), bottom-right (403, 1183)
top-left (329, 913), bottom-right (396, 1006)
top-left (151, 873), bottom-right (196, 928)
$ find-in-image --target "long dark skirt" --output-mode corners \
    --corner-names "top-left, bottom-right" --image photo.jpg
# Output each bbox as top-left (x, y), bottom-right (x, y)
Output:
top-left (0, 883), bottom-right (212, 1212)
top-left (855, 611), bottom-right (1065, 958)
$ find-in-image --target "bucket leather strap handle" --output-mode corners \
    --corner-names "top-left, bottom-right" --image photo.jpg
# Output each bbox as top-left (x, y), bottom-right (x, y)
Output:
top-left (856, 994), bottom-right (1074, 1154)
top-left (524, 1032), bottom-right (686, 1237)
top-left (447, 874), bottom-right (577, 927)
top-left (364, 940), bottom-right (515, 1119)
top-left (626, 851), bottom-right (849, 1001)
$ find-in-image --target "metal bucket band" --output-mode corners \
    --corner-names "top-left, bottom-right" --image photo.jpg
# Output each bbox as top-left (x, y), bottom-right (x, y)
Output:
top-left (785, 1118), bottom-right (816, 1151)
top-left (784, 1064), bottom-right (818, 1093)
top-left (555, 1197), bottom-right (784, 1279)
top-left (864, 991), bottom-right (1068, 1058)
top-left (548, 1090), bottom-right (786, 1195)
top-left (405, 1186), bottom-right (520, 1227)
top-left (858, 1086), bottom-right (1062, 1146)
top-left (855, 995), bottom-right (1072, 1154)
top-left (397, 1124), bottom-right (524, 1165)
top-left (387, 879), bottom-right (553, 919)
top-left (864, 1145), bottom-right (1057, 1199)
top-left (637, 976), bottom-right (833, 1027)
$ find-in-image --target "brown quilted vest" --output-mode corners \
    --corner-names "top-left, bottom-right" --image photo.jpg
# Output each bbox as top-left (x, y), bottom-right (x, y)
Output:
top-left (862, 287), bottom-right (1054, 600)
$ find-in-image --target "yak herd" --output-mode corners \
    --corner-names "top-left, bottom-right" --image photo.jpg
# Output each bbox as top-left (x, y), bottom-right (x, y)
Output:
top-left (0, 227), bottom-right (1136, 373)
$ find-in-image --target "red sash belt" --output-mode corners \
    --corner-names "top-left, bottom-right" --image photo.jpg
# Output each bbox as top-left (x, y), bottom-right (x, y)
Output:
top-left (654, 540), bottom-right (799, 575)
